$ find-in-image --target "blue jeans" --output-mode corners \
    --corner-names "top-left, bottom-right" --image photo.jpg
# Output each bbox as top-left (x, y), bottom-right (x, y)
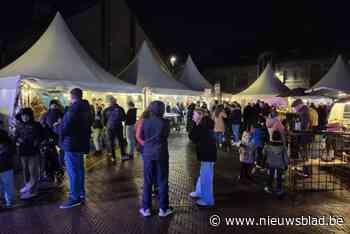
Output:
top-left (0, 170), bottom-right (15, 205)
top-left (267, 168), bottom-right (283, 191)
top-left (215, 132), bottom-right (224, 145)
top-left (194, 162), bottom-right (215, 205)
top-left (64, 152), bottom-right (85, 201)
top-left (232, 124), bottom-right (240, 143)
top-left (142, 160), bottom-right (169, 210)
top-left (126, 125), bottom-right (136, 156)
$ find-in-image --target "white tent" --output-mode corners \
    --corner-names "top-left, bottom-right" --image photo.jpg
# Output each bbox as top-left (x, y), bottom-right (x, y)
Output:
top-left (236, 63), bottom-right (290, 96)
top-left (118, 41), bottom-right (200, 96)
top-left (0, 13), bottom-right (142, 122)
top-left (0, 13), bottom-right (141, 94)
top-left (308, 55), bottom-right (350, 93)
top-left (178, 56), bottom-right (213, 91)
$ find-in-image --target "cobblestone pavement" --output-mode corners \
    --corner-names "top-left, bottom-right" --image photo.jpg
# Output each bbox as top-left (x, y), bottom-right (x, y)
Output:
top-left (1, 133), bottom-right (350, 234)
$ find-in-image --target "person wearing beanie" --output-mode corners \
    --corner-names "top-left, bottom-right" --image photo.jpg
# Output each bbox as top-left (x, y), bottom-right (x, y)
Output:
top-left (139, 101), bottom-right (173, 218)
top-left (263, 131), bottom-right (288, 195)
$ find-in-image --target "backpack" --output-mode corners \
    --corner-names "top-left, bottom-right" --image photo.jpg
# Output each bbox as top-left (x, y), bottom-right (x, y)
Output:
top-left (106, 106), bottom-right (126, 129)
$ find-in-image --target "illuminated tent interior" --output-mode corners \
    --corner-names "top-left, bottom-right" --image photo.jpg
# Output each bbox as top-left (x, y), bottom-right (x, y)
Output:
top-left (118, 41), bottom-right (203, 107)
top-left (233, 63), bottom-right (290, 106)
top-left (0, 13), bottom-right (143, 125)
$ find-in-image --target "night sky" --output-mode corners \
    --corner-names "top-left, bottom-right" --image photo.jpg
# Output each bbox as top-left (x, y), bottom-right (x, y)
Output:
top-left (1, 0), bottom-right (350, 66)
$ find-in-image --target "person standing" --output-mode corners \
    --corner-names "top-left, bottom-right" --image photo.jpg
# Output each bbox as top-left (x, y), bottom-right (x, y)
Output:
top-left (125, 101), bottom-right (137, 159)
top-left (189, 109), bottom-right (217, 207)
top-left (0, 129), bottom-right (16, 208)
top-left (213, 105), bottom-right (227, 148)
top-left (139, 101), bottom-right (173, 218)
top-left (103, 96), bottom-right (128, 162)
top-left (56, 88), bottom-right (93, 209)
top-left (231, 103), bottom-right (242, 143)
top-left (264, 131), bottom-right (289, 195)
top-left (92, 105), bottom-right (104, 156)
top-left (15, 108), bottom-right (43, 200)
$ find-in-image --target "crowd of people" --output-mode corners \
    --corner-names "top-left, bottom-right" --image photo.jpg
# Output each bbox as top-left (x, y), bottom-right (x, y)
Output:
top-left (0, 88), bottom-right (331, 217)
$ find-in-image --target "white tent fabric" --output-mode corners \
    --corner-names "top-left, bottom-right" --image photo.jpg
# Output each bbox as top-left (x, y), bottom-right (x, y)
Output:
top-left (236, 63), bottom-right (290, 96)
top-left (0, 13), bottom-right (141, 93)
top-left (309, 55), bottom-right (350, 93)
top-left (118, 41), bottom-right (201, 96)
top-left (178, 56), bottom-right (213, 91)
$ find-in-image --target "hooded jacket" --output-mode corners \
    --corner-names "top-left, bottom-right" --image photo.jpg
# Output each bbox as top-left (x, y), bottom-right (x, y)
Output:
top-left (141, 101), bottom-right (170, 161)
top-left (189, 116), bottom-right (217, 162)
top-left (264, 141), bottom-right (289, 169)
top-left (56, 99), bottom-right (93, 153)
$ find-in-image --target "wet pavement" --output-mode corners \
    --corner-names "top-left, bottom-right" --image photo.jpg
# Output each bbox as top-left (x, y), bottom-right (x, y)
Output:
top-left (1, 132), bottom-right (350, 234)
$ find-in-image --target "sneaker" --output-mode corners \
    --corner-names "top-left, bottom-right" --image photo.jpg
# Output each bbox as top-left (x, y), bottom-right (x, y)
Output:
top-left (189, 192), bottom-right (201, 198)
top-left (196, 200), bottom-right (214, 208)
top-left (139, 208), bottom-right (151, 217)
top-left (5, 202), bottom-right (13, 208)
top-left (20, 185), bottom-right (30, 194)
top-left (59, 199), bottom-right (82, 209)
top-left (20, 191), bottom-right (38, 200)
top-left (264, 186), bottom-right (272, 194)
top-left (121, 155), bottom-right (130, 161)
top-left (158, 207), bottom-right (174, 217)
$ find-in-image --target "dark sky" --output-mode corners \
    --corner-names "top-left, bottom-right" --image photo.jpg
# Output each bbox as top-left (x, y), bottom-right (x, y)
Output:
top-left (1, 0), bottom-right (350, 66)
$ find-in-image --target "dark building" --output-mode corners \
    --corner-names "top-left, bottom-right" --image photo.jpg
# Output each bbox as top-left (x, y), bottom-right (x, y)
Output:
top-left (0, 0), bottom-right (146, 75)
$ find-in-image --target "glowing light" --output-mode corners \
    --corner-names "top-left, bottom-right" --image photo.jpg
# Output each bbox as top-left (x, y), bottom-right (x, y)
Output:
top-left (170, 55), bottom-right (177, 66)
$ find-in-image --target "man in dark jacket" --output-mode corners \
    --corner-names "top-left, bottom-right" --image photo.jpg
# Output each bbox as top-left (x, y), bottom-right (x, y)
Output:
top-left (0, 129), bottom-right (15, 207)
top-left (139, 101), bottom-right (173, 218)
top-left (230, 103), bottom-right (242, 143)
top-left (189, 109), bottom-right (217, 207)
top-left (103, 96), bottom-right (127, 162)
top-left (56, 88), bottom-right (93, 209)
top-left (125, 101), bottom-right (137, 158)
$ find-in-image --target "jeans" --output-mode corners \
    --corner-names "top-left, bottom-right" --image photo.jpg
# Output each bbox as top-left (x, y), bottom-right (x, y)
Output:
top-left (92, 128), bottom-right (103, 151)
top-left (21, 155), bottom-right (39, 192)
top-left (65, 152), bottom-right (85, 201)
top-left (126, 125), bottom-right (136, 156)
top-left (194, 162), bottom-right (215, 205)
top-left (215, 132), bottom-right (224, 145)
top-left (0, 170), bottom-right (15, 205)
top-left (107, 128), bottom-right (126, 159)
top-left (267, 168), bottom-right (283, 191)
top-left (232, 124), bottom-right (240, 142)
top-left (142, 160), bottom-right (169, 210)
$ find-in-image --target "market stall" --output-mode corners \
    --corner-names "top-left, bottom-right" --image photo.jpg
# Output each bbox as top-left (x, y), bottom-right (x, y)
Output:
top-left (0, 13), bottom-right (143, 129)
top-left (118, 41), bottom-right (203, 108)
top-left (232, 63), bottom-right (290, 108)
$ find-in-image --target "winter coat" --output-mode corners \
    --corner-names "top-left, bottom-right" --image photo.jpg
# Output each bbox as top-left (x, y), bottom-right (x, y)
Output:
top-left (213, 111), bottom-right (227, 133)
top-left (231, 108), bottom-right (242, 125)
top-left (298, 105), bottom-right (310, 130)
top-left (102, 104), bottom-right (126, 130)
top-left (141, 116), bottom-right (170, 161)
top-left (125, 108), bottom-right (137, 126)
top-left (0, 130), bottom-right (15, 173)
top-left (56, 99), bottom-right (93, 154)
top-left (309, 107), bottom-right (319, 129)
top-left (189, 117), bottom-right (217, 162)
top-left (264, 141), bottom-right (289, 169)
top-left (15, 121), bottom-right (43, 157)
top-left (40, 108), bottom-right (63, 143)
top-left (239, 131), bottom-right (255, 164)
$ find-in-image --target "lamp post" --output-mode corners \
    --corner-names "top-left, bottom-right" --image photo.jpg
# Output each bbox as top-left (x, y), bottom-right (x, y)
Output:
top-left (170, 55), bottom-right (177, 73)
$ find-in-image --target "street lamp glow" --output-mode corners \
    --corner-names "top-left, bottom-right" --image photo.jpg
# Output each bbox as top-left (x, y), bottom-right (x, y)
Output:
top-left (170, 55), bottom-right (177, 66)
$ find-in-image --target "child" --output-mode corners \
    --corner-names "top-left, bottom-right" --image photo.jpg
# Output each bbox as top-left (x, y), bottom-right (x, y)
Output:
top-left (238, 126), bottom-right (256, 181)
top-left (15, 108), bottom-right (43, 200)
top-left (0, 129), bottom-right (15, 208)
top-left (264, 131), bottom-right (289, 195)
top-left (189, 109), bottom-right (217, 207)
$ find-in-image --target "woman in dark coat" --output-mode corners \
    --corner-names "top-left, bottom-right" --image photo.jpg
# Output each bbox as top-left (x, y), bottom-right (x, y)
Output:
top-left (189, 108), bottom-right (217, 207)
